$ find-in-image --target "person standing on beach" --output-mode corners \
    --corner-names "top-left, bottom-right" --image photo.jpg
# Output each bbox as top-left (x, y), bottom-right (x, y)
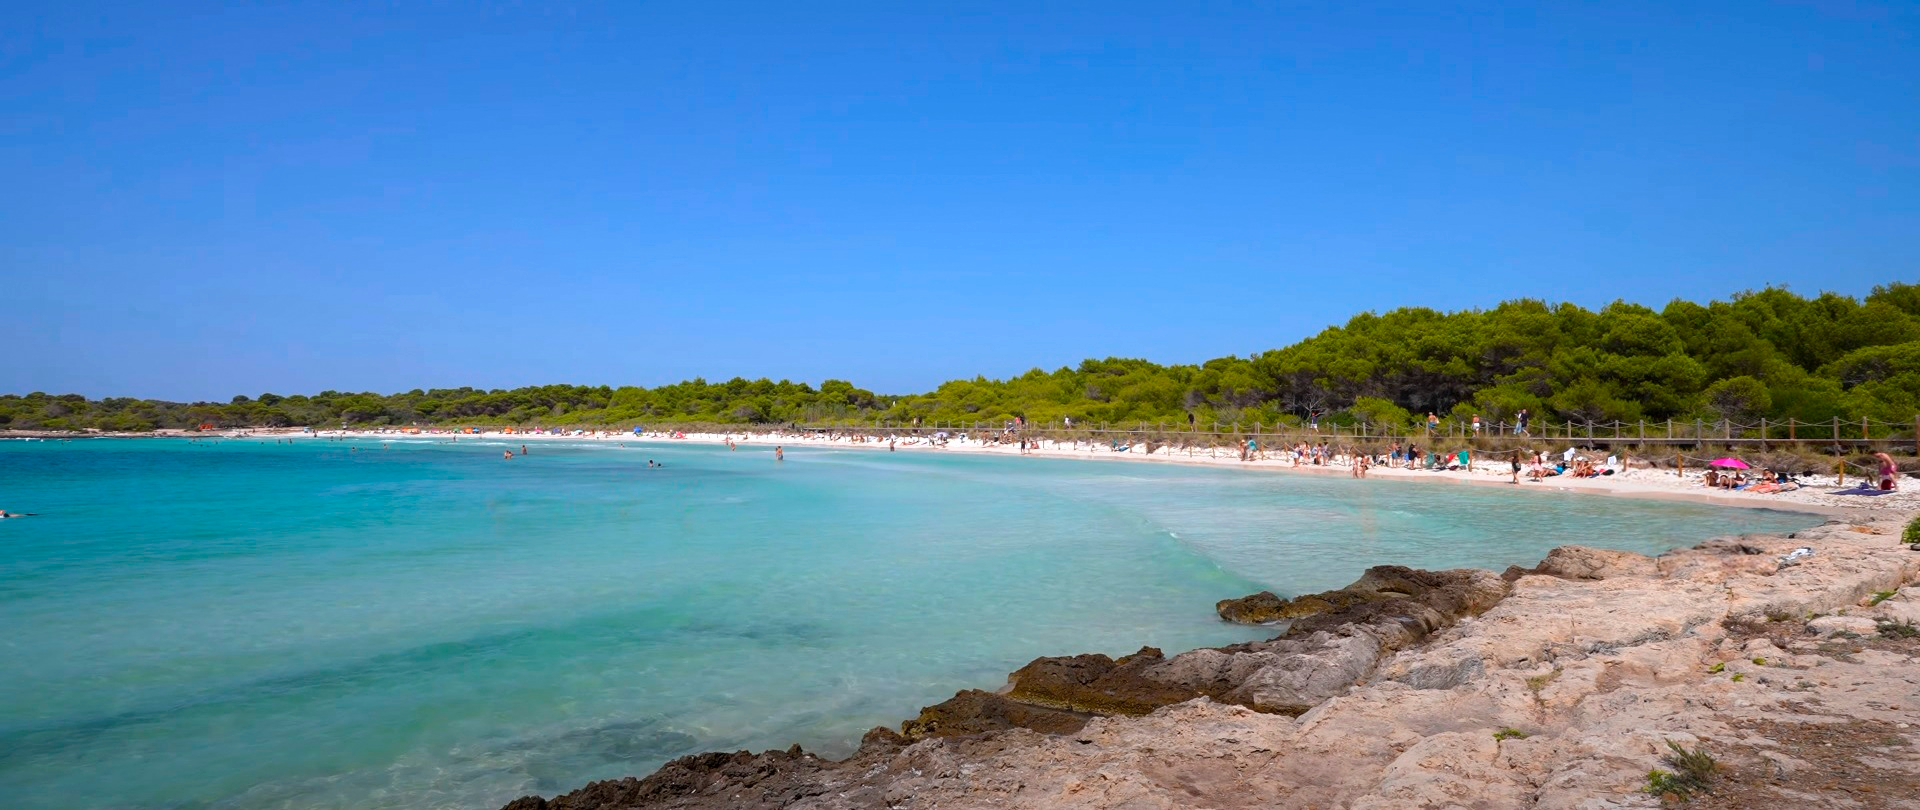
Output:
top-left (1511, 450), bottom-right (1523, 484)
top-left (1427, 413), bottom-right (1440, 433)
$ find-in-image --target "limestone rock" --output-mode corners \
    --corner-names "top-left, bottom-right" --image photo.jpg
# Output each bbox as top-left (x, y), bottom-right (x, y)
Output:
top-left (1528, 546), bottom-right (1659, 581)
top-left (1807, 615), bottom-right (1878, 636)
top-left (1867, 588), bottom-right (1920, 625)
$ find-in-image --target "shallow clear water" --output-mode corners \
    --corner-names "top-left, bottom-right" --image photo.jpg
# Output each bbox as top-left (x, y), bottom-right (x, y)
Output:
top-left (0, 438), bottom-right (1818, 810)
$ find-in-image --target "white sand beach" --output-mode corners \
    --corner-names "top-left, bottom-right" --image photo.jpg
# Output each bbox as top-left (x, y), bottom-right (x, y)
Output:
top-left (289, 427), bottom-right (1918, 518)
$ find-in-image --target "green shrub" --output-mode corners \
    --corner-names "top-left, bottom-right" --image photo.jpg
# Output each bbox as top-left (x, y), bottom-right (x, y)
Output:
top-left (1869, 590), bottom-right (1896, 606)
top-left (1644, 740), bottom-right (1719, 801)
top-left (1905, 516), bottom-right (1920, 546)
top-left (1493, 728), bottom-right (1530, 741)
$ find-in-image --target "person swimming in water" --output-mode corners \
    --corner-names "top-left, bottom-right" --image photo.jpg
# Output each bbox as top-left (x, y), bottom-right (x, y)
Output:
top-left (775, 446), bottom-right (784, 461)
top-left (503, 451), bottom-right (514, 460)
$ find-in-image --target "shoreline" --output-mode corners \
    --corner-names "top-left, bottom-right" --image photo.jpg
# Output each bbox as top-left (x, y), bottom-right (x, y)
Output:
top-left (95, 425), bottom-right (1902, 519)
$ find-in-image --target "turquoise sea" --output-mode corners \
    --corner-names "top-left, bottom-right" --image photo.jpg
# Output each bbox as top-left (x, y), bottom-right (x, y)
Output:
top-left (0, 438), bottom-right (1818, 810)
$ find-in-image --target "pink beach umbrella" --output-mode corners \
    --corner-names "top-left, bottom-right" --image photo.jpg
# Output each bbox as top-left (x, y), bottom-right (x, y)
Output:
top-left (1708, 458), bottom-right (1750, 469)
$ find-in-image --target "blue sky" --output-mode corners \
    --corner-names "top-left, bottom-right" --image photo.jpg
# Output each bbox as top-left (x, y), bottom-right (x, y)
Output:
top-left (4, 1), bottom-right (1915, 401)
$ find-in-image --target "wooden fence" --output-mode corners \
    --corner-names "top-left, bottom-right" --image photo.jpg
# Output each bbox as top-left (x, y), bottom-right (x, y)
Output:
top-left (533, 415), bottom-right (1920, 455)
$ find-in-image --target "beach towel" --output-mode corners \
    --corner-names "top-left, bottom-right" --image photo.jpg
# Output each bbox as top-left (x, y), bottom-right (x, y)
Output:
top-left (1832, 486), bottom-right (1898, 496)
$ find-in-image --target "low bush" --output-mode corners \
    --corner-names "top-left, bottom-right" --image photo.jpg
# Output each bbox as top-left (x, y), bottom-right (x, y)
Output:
top-left (1645, 740), bottom-right (1720, 802)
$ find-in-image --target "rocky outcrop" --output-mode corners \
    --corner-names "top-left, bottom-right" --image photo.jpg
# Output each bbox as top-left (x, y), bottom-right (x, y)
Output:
top-left (1216, 565), bottom-right (1508, 626)
top-left (1503, 544), bottom-right (1661, 581)
top-left (502, 513), bottom-right (1920, 810)
top-left (497, 747), bottom-right (840, 810)
top-left (905, 566), bottom-right (1512, 732)
top-left (899, 690), bottom-right (1089, 739)
top-left (1212, 590), bottom-right (1289, 623)
top-left (1148, 567), bottom-right (1511, 714)
top-left (1001, 647), bottom-right (1200, 715)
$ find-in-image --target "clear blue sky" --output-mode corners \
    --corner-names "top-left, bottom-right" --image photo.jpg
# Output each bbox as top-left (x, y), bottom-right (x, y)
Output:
top-left (4, 1), bottom-right (1915, 401)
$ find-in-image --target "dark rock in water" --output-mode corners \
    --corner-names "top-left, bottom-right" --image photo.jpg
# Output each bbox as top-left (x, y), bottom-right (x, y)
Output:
top-left (1274, 588), bottom-right (1379, 619)
top-left (900, 689), bottom-right (1090, 739)
top-left (858, 724), bottom-right (907, 750)
top-left (1004, 646), bottom-right (1201, 716)
top-left (1215, 590), bottom-right (1289, 623)
top-left (1214, 587), bottom-right (1381, 625)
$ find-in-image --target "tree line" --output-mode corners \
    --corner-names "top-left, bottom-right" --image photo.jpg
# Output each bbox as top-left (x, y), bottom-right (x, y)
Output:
top-left (6, 284), bottom-right (1918, 435)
